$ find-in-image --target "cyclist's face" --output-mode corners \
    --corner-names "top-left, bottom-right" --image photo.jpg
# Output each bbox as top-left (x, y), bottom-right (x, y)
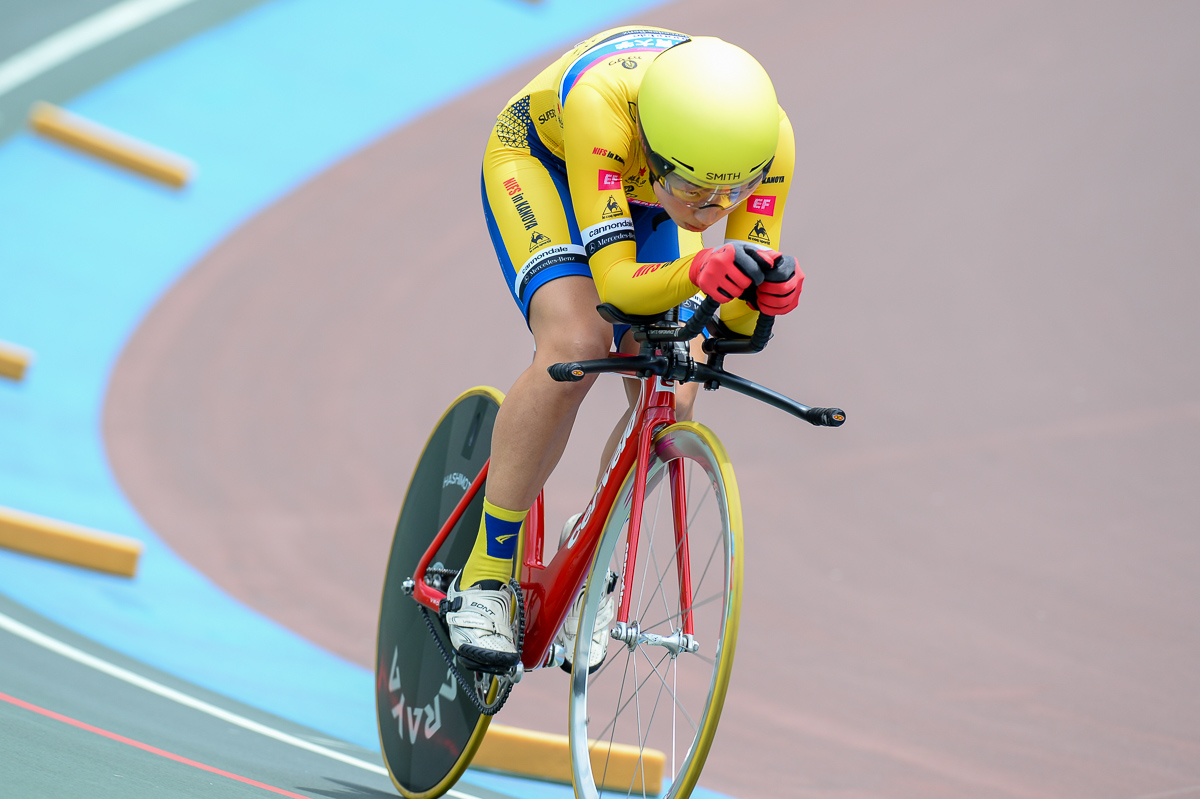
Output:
top-left (653, 180), bottom-right (740, 233)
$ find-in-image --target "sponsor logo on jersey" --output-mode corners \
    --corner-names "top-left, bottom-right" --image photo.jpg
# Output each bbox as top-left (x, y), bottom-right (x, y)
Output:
top-left (592, 148), bottom-right (626, 166)
top-left (503, 178), bottom-right (538, 231)
top-left (598, 169), bottom-right (622, 190)
top-left (748, 220), bottom-right (772, 245)
top-left (581, 218), bottom-right (636, 258)
top-left (514, 243), bottom-right (588, 300)
top-left (537, 109), bottom-right (557, 125)
top-left (601, 195), bottom-right (624, 219)
top-left (763, 175), bottom-right (785, 184)
top-left (747, 195), bottom-right (776, 216)
top-left (529, 230), bottom-right (552, 252)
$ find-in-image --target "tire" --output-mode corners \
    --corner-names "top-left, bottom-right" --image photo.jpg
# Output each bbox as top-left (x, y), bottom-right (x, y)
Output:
top-left (376, 387), bottom-right (503, 799)
top-left (568, 421), bottom-right (744, 799)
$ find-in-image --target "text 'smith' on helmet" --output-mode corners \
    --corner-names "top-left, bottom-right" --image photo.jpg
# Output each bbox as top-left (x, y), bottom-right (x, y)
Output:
top-left (637, 37), bottom-right (780, 187)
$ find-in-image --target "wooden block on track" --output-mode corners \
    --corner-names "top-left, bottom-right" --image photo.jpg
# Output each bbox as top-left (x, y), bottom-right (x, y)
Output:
top-left (0, 506), bottom-right (142, 578)
top-left (0, 341), bottom-right (32, 381)
top-left (474, 723), bottom-right (663, 793)
top-left (28, 102), bottom-right (193, 188)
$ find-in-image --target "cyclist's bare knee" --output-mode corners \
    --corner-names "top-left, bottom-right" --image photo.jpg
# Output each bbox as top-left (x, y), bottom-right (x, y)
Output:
top-left (528, 277), bottom-right (613, 367)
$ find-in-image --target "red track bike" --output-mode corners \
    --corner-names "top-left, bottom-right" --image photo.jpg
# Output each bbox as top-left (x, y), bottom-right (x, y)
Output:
top-left (376, 299), bottom-right (844, 799)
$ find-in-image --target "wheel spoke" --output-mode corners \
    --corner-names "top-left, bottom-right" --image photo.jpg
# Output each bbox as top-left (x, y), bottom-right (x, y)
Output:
top-left (643, 590), bottom-right (726, 634)
top-left (625, 655), bottom-right (670, 798)
top-left (638, 645), bottom-right (699, 734)
top-left (571, 428), bottom-right (740, 799)
top-left (588, 648), bottom-right (672, 746)
top-left (638, 468), bottom-right (694, 639)
top-left (635, 478), bottom-right (668, 624)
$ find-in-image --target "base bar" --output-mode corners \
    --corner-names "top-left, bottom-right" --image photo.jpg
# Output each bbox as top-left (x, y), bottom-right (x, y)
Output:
top-left (474, 723), bottom-right (664, 794)
top-left (0, 505), bottom-right (142, 577)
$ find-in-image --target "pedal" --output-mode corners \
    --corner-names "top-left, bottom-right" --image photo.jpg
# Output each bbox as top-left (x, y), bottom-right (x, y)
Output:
top-left (438, 596), bottom-right (461, 618)
top-left (453, 651), bottom-right (518, 677)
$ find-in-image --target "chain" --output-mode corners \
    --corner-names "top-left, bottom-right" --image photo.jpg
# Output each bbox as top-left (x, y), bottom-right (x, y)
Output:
top-left (418, 577), bottom-right (526, 717)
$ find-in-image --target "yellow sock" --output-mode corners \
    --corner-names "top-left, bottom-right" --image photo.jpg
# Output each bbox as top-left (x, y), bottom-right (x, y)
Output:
top-left (460, 499), bottom-right (527, 586)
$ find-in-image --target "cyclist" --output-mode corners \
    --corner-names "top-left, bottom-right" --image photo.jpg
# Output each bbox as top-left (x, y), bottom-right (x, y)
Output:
top-left (445, 26), bottom-right (803, 673)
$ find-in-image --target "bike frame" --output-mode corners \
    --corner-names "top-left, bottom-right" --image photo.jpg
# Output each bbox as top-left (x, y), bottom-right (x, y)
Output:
top-left (410, 363), bottom-right (695, 670)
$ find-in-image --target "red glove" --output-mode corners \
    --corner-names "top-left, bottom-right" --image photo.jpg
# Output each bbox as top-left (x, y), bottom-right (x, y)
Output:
top-left (688, 244), bottom-right (765, 302)
top-left (746, 247), bottom-right (803, 316)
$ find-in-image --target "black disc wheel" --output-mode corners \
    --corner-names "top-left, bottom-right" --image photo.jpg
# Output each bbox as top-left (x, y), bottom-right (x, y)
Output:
top-left (376, 386), bottom-right (503, 799)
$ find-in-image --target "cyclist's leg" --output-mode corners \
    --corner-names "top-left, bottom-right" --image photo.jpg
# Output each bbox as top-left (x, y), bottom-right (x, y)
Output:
top-left (487, 275), bottom-right (613, 510)
top-left (451, 119), bottom-right (606, 666)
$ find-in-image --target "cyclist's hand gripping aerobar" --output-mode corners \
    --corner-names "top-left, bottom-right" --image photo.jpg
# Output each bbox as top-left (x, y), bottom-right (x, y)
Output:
top-left (744, 247), bottom-right (803, 316)
top-left (689, 243), bottom-right (804, 316)
top-left (688, 243), bottom-right (766, 302)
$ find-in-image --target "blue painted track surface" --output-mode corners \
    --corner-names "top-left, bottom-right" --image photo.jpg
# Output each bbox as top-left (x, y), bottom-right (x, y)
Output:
top-left (0, 0), bottom-right (672, 760)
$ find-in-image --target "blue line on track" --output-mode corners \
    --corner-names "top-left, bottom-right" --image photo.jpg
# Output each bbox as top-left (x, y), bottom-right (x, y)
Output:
top-left (0, 0), bottom-right (677, 757)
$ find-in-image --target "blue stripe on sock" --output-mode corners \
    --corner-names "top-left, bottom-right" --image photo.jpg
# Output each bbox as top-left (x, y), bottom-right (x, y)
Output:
top-left (484, 513), bottom-right (522, 560)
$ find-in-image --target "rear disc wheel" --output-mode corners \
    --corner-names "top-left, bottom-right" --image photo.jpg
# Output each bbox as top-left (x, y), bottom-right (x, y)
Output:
top-left (376, 387), bottom-right (503, 799)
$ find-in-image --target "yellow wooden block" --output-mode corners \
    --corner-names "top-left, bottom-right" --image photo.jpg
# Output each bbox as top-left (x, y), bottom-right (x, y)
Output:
top-left (474, 723), bottom-right (663, 793)
top-left (0, 506), bottom-right (142, 578)
top-left (0, 341), bottom-right (32, 381)
top-left (28, 102), bottom-right (193, 188)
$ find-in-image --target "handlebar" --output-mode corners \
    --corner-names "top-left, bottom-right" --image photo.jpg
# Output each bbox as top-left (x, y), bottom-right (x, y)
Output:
top-left (548, 297), bottom-right (846, 428)
top-left (677, 296), bottom-right (774, 353)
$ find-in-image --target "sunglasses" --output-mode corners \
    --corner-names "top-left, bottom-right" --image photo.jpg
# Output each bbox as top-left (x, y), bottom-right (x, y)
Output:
top-left (638, 120), bottom-right (771, 209)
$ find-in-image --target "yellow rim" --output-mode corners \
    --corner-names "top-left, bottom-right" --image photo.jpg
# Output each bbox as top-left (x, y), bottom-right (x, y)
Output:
top-left (570, 420), bottom-right (743, 799)
top-left (658, 422), bottom-right (743, 798)
top-left (376, 386), bottom-right (504, 799)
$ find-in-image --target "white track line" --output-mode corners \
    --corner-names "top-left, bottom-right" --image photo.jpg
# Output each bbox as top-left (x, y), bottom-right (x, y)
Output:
top-left (0, 609), bottom-right (386, 773)
top-left (0, 609), bottom-right (488, 799)
top-left (0, 0), bottom-right (199, 98)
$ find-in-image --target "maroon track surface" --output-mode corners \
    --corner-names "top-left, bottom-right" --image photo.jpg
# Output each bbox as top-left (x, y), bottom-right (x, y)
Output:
top-left (104, 2), bottom-right (1200, 797)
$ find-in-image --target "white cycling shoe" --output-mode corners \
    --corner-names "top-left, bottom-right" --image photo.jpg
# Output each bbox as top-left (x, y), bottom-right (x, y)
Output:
top-left (555, 513), bottom-right (617, 674)
top-left (555, 581), bottom-right (616, 674)
top-left (444, 575), bottom-right (520, 673)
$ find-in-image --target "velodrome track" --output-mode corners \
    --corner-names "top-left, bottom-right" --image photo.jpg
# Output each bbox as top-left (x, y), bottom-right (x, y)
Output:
top-left (3, 1), bottom-right (1199, 798)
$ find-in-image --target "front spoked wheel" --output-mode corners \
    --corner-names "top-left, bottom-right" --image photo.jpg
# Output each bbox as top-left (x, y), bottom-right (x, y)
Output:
top-left (570, 421), bottom-right (744, 799)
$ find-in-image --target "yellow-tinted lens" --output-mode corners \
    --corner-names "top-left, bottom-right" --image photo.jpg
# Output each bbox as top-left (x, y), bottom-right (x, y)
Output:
top-left (662, 170), bottom-right (766, 208)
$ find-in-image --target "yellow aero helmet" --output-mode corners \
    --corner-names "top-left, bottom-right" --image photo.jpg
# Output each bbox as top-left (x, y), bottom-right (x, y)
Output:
top-left (638, 37), bottom-right (779, 190)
